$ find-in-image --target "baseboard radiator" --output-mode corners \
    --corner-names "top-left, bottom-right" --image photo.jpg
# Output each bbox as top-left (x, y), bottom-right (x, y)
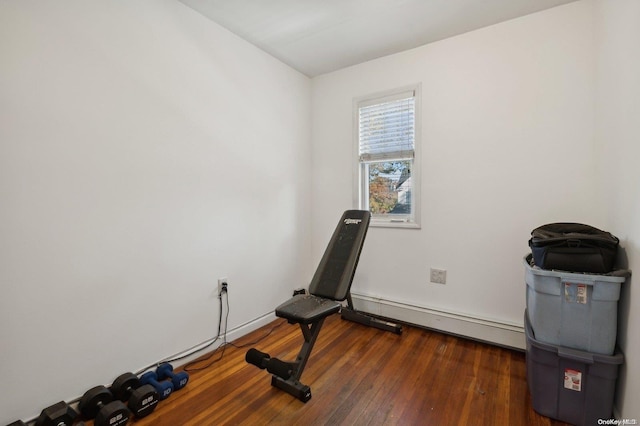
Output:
top-left (350, 292), bottom-right (525, 350)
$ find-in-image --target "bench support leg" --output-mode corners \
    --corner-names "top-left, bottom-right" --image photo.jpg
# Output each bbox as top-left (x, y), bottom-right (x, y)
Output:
top-left (341, 294), bottom-right (402, 334)
top-left (268, 317), bottom-right (326, 402)
top-left (271, 376), bottom-right (312, 402)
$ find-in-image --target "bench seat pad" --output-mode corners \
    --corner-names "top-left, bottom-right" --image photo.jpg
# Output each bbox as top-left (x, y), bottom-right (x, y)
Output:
top-left (275, 294), bottom-right (341, 324)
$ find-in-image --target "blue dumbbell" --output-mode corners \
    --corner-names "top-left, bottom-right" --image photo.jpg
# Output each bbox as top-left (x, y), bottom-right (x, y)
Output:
top-left (157, 363), bottom-right (189, 391)
top-left (140, 371), bottom-right (173, 400)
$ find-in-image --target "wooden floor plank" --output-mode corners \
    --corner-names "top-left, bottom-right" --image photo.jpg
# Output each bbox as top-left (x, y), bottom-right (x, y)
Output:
top-left (118, 314), bottom-right (572, 426)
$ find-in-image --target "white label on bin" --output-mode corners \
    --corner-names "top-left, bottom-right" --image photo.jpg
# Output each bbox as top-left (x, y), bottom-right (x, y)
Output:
top-left (576, 284), bottom-right (587, 304)
top-left (564, 282), bottom-right (588, 304)
top-left (564, 369), bottom-right (582, 392)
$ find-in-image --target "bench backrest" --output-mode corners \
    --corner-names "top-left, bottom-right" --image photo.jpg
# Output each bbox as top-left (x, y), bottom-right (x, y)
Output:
top-left (308, 210), bottom-right (371, 301)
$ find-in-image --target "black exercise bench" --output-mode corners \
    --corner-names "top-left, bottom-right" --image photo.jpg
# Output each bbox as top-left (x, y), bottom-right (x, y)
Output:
top-left (245, 210), bottom-right (402, 402)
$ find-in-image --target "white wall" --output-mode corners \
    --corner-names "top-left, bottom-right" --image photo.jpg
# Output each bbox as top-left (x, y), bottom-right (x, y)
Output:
top-left (0, 1), bottom-right (311, 423)
top-left (593, 0), bottom-right (640, 418)
top-left (1, 0), bottom-right (637, 423)
top-left (311, 1), bottom-right (598, 333)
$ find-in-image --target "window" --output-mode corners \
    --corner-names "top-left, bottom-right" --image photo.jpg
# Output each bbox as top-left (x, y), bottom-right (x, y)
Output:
top-left (355, 85), bottom-right (420, 228)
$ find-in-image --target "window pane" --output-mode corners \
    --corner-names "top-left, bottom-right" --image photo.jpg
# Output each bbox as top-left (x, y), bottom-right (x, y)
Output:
top-left (367, 160), bottom-right (412, 216)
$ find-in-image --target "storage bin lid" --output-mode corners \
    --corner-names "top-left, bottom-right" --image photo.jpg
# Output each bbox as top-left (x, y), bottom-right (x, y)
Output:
top-left (524, 254), bottom-right (630, 283)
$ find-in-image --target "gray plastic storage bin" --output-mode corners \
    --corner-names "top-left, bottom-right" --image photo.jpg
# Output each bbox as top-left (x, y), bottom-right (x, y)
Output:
top-left (524, 254), bottom-right (629, 355)
top-left (525, 311), bottom-right (623, 426)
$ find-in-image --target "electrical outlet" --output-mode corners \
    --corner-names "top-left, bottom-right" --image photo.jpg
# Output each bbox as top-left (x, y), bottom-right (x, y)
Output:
top-left (218, 277), bottom-right (228, 295)
top-left (430, 268), bottom-right (447, 285)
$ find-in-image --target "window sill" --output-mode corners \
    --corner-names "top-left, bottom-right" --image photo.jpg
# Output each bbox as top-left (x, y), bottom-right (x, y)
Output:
top-left (369, 219), bottom-right (421, 229)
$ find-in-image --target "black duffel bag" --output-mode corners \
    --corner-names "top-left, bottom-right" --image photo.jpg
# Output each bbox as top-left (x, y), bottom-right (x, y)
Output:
top-left (529, 223), bottom-right (619, 273)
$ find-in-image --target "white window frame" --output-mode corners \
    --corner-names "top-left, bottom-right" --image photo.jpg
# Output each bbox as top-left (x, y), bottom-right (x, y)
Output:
top-left (353, 84), bottom-right (421, 229)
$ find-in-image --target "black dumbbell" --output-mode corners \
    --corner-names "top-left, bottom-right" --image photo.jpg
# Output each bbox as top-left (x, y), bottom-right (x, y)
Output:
top-left (140, 371), bottom-right (173, 400)
top-left (78, 385), bottom-right (129, 426)
top-left (110, 372), bottom-right (159, 419)
top-left (34, 400), bottom-right (83, 426)
top-left (156, 363), bottom-right (189, 391)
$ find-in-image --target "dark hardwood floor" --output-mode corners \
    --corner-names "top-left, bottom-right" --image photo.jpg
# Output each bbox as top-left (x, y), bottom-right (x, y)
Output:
top-left (127, 314), bottom-right (569, 426)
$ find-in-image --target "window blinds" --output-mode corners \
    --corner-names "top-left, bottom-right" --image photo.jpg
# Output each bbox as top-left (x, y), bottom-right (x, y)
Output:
top-left (358, 90), bottom-right (415, 162)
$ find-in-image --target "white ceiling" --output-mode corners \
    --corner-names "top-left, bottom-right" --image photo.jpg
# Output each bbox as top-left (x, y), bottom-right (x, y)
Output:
top-left (179, 0), bottom-right (577, 77)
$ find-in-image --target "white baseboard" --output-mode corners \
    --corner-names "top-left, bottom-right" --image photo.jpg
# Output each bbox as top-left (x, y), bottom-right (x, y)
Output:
top-left (350, 292), bottom-right (525, 350)
top-left (170, 311), bottom-right (277, 368)
top-left (227, 311), bottom-right (278, 342)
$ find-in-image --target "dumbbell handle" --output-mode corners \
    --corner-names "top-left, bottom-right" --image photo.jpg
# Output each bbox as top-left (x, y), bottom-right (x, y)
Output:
top-left (140, 372), bottom-right (173, 400)
top-left (157, 363), bottom-right (189, 390)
